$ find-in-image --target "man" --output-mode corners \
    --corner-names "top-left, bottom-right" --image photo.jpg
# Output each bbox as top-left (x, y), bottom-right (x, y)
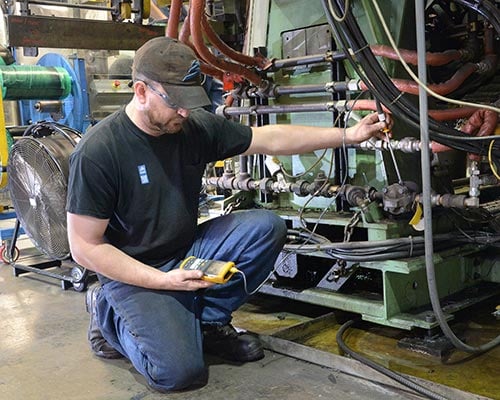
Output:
top-left (66, 36), bottom-right (391, 392)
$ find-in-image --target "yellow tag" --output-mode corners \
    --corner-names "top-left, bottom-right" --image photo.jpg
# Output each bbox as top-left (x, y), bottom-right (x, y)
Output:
top-left (409, 203), bottom-right (424, 231)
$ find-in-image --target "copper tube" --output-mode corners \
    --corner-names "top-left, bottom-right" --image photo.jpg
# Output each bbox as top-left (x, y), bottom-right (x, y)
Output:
top-left (346, 100), bottom-right (477, 122)
top-left (370, 44), bottom-right (464, 66)
top-left (178, 3), bottom-right (191, 43)
top-left (201, 13), bottom-right (268, 69)
top-left (166, 0), bottom-right (183, 39)
top-left (201, 64), bottom-right (224, 81)
top-left (359, 63), bottom-right (478, 96)
top-left (190, 0), bottom-right (263, 86)
top-left (175, 2), bottom-right (223, 81)
top-left (461, 109), bottom-right (499, 161)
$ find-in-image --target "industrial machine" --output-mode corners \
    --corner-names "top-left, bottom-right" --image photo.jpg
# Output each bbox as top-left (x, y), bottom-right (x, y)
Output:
top-left (1, 0), bottom-right (499, 383)
top-left (202, 0), bottom-right (500, 337)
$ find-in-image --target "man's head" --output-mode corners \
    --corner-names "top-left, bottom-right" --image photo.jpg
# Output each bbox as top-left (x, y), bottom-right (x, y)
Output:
top-left (132, 37), bottom-right (211, 110)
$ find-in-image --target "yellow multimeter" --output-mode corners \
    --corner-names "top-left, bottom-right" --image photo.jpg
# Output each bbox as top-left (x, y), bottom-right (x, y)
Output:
top-left (180, 256), bottom-right (238, 284)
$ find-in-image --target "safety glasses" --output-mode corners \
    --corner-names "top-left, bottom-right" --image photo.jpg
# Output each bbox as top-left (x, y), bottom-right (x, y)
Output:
top-left (145, 82), bottom-right (180, 111)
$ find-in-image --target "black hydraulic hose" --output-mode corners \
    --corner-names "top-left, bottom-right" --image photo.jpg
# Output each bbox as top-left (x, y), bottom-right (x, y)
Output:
top-left (336, 320), bottom-right (449, 400)
top-left (321, 0), bottom-right (500, 159)
top-left (453, 0), bottom-right (500, 34)
top-left (283, 232), bottom-right (459, 252)
top-left (323, 0), bottom-right (500, 351)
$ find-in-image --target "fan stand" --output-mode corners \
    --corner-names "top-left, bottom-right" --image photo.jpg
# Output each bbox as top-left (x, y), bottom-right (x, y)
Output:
top-left (3, 218), bottom-right (93, 291)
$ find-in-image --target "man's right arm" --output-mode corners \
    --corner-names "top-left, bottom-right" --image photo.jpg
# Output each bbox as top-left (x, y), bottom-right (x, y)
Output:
top-left (66, 212), bottom-right (214, 291)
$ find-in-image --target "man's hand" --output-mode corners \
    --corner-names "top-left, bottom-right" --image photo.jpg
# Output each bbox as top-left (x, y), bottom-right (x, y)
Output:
top-left (345, 112), bottom-right (393, 144)
top-left (162, 268), bottom-right (216, 291)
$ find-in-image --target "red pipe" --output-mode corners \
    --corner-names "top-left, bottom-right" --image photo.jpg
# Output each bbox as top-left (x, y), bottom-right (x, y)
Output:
top-left (461, 109), bottom-right (499, 161)
top-left (359, 63), bottom-right (478, 96)
top-left (190, 0), bottom-right (263, 86)
top-left (433, 109), bottom-right (500, 159)
top-left (200, 13), bottom-right (268, 69)
top-left (346, 100), bottom-right (499, 155)
top-left (346, 100), bottom-right (477, 121)
top-left (178, 2), bottom-right (191, 44)
top-left (175, 3), bottom-right (223, 81)
top-left (166, 0), bottom-right (183, 39)
top-left (370, 44), bottom-right (464, 66)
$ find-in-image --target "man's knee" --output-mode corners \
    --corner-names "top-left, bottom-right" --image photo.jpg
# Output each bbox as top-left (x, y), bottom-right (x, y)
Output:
top-left (251, 210), bottom-right (287, 238)
top-left (146, 361), bottom-right (207, 392)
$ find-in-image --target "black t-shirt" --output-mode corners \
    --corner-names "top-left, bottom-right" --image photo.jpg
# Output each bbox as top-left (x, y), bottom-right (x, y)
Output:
top-left (66, 107), bottom-right (252, 274)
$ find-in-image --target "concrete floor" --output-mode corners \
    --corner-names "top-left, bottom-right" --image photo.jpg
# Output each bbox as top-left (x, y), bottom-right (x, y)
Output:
top-left (0, 237), bottom-right (496, 400)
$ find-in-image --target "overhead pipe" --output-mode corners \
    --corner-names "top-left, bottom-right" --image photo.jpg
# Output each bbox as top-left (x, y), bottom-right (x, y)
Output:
top-left (178, 3), bottom-right (191, 43)
top-left (176, 1), bottom-right (224, 81)
top-left (190, 0), bottom-right (263, 86)
top-left (165, 0), bottom-right (183, 39)
top-left (200, 12), bottom-right (269, 69)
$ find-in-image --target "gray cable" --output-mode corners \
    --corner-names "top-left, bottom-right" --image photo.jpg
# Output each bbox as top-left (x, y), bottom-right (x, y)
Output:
top-left (416, 0), bottom-right (500, 353)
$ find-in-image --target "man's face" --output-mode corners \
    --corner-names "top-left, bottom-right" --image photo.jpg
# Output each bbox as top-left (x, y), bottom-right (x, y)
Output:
top-left (142, 82), bottom-right (191, 135)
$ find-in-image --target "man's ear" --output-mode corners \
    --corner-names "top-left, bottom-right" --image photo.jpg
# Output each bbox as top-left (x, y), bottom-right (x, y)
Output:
top-left (133, 81), bottom-right (148, 103)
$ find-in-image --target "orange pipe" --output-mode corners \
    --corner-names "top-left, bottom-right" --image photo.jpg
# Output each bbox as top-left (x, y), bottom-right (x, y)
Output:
top-left (346, 100), bottom-right (477, 122)
top-left (345, 100), bottom-right (496, 155)
top-left (461, 109), bottom-right (499, 161)
top-left (175, 3), bottom-right (223, 81)
top-left (190, 0), bottom-right (263, 86)
top-left (370, 44), bottom-right (464, 66)
top-left (359, 63), bottom-right (478, 96)
top-left (178, 5), bottom-right (191, 44)
top-left (201, 14), bottom-right (268, 69)
top-left (201, 63), bottom-right (224, 81)
top-left (166, 0), bottom-right (183, 39)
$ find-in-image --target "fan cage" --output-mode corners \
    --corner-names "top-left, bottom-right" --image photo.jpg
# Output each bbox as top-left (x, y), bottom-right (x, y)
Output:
top-left (8, 123), bottom-right (81, 260)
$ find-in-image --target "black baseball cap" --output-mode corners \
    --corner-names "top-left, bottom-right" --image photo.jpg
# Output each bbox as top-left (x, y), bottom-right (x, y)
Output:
top-left (133, 37), bottom-right (211, 109)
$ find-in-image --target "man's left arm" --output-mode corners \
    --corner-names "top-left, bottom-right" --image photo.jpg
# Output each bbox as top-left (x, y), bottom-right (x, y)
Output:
top-left (243, 112), bottom-right (391, 156)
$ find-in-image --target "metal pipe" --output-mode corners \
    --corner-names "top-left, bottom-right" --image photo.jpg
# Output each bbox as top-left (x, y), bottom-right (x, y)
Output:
top-left (273, 79), bottom-right (358, 96)
top-left (270, 51), bottom-right (347, 70)
top-left (218, 102), bottom-right (336, 117)
top-left (273, 84), bottom-right (328, 96)
top-left (34, 100), bottom-right (63, 114)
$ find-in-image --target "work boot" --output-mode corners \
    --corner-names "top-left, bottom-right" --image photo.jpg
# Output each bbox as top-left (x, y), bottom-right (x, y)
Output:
top-left (85, 283), bottom-right (123, 359)
top-left (203, 324), bottom-right (264, 362)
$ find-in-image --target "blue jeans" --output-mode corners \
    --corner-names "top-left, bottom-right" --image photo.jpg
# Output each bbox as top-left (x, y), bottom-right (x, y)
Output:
top-left (95, 210), bottom-right (287, 392)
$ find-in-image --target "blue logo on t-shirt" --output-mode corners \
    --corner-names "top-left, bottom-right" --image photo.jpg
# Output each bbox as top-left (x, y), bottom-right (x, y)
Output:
top-left (138, 164), bottom-right (149, 184)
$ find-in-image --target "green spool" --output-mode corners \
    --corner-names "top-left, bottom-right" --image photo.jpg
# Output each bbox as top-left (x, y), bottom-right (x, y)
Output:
top-left (0, 65), bottom-right (72, 100)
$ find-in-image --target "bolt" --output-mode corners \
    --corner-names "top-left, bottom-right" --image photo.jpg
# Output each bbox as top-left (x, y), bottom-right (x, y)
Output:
top-left (425, 314), bottom-right (436, 323)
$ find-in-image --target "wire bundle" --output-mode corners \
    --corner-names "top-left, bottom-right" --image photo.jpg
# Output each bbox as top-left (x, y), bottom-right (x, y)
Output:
top-left (284, 230), bottom-right (500, 261)
top-left (321, 0), bottom-right (500, 162)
